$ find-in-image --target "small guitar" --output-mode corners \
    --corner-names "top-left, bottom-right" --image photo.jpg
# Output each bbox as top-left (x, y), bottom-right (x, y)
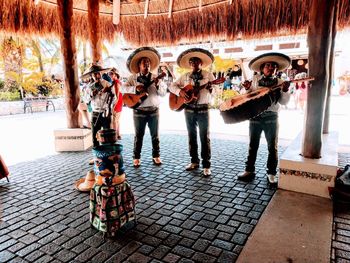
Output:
top-left (169, 77), bottom-right (225, 111)
top-left (123, 72), bottom-right (166, 109)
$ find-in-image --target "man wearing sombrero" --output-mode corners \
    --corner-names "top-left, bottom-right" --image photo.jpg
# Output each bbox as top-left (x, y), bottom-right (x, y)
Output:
top-left (124, 47), bottom-right (167, 167)
top-left (82, 64), bottom-right (113, 147)
top-left (169, 48), bottom-right (216, 177)
top-left (238, 52), bottom-right (291, 184)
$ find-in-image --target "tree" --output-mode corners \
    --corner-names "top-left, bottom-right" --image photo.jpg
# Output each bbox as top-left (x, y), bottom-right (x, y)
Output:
top-left (0, 37), bottom-right (24, 98)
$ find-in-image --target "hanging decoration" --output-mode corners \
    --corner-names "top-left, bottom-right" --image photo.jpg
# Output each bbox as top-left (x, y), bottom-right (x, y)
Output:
top-left (297, 59), bottom-right (304, 66)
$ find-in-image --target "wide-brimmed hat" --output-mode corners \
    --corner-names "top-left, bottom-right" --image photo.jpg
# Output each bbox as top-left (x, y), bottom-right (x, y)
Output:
top-left (249, 52), bottom-right (291, 72)
top-left (126, 47), bottom-right (161, 74)
top-left (81, 64), bottom-right (111, 78)
top-left (177, 48), bottom-right (214, 69)
top-left (74, 170), bottom-right (95, 192)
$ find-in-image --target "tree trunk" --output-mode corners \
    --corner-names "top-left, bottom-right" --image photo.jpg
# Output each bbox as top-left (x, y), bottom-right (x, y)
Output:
top-left (57, 0), bottom-right (81, 128)
top-left (31, 39), bottom-right (44, 73)
top-left (323, 0), bottom-right (338, 134)
top-left (302, 0), bottom-right (336, 158)
top-left (88, 0), bottom-right (102, 64)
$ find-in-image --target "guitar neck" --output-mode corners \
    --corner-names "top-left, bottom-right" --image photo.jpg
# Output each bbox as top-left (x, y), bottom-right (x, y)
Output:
top-left (141, 73), bottom-right (165, 90)
top-left (271, 77), bottom-right (314, 91)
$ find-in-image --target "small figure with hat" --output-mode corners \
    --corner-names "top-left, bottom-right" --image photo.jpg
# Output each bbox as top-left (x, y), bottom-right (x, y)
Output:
top-left (82, 64), bottom-right (114, 147)
top-left (123, 47), bottom-right (167, 167)
top-left (108, 68), bottom-right (123, 140)
top-left (237, 52), bottom-right (291, 184)
top-left (90, 128), bottom-right (136, 238)
top-left (169, 48), bottom-right (216, 177)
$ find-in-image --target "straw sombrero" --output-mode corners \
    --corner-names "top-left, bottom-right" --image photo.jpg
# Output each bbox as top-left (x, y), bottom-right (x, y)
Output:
top-left (177, 48), bottom-right (214, 69)
top-left (75, 170), bottom-right (95, 192)
top-left (126, 47), bottom-right (160, 74)
top-left (81, 64), bottom-right (111, 78)
top-left (249, 52), bottom-right (291, 72)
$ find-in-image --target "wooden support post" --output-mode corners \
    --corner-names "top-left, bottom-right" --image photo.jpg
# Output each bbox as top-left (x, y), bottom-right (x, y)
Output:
top-left (302, 0), bottom-right (336, 158)
top-left (323, 0), bottom-right (338, 134)
top-left (57, 0), bottom-right (80, 128)
top-left (88, 0), bottom-right (102, 64)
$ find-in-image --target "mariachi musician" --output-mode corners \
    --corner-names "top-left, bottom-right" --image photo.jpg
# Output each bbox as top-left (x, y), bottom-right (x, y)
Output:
top-left (123, 47), bottom-right (167, 168)
top-left (82, 64), bottom-right (114, 148)
top-left (237, 52), bottom-right (291, 184)
top-left (169, 48), bottom-right (216, 177)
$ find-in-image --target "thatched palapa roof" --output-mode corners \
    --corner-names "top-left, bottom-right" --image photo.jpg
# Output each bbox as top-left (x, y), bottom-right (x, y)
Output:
top-left (1, 0), bottom-right (350, 46)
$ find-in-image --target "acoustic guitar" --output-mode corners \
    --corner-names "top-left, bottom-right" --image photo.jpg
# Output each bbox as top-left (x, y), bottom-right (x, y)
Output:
top-left (123, 72), bottom-right (166, 109)
top-left (169, 77), bottom-right (225, 111)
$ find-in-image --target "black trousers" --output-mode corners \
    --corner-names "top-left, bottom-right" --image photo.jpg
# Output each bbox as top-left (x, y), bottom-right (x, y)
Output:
top-left (91, 111), bottom-right (111, 147)
top-left (184, 107), bottom-right (211, 169)
top-left (133, 108), bottom-right (160, 159)
top-left (245, 111), bottom-right (279, 175)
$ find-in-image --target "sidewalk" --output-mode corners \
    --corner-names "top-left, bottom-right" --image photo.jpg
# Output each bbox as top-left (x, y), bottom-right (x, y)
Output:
top-left (0, 95), bottom-right (349, 262)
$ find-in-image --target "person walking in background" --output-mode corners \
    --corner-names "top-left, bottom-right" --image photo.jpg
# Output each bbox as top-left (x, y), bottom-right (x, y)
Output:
top-left (169, 48), bottom-right (216, 177)
top-left (237, 52), bottom-right (291, 184)
top-left (108, 68), bottom-right (123, 140)
top-left (123, 47), bottom-right (167, 167)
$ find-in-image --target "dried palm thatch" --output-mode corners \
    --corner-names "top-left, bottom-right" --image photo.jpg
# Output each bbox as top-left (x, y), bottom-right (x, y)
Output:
top-left (0, 0), bottom-right (349, 46)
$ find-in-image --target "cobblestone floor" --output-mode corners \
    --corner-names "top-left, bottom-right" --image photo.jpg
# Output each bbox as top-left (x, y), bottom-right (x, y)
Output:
top-left (0, 134), bottom-right (349, 263)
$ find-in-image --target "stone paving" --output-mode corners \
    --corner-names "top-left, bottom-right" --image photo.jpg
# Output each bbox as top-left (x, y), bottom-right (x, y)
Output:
top-left (0, 134), bottom-right (349, 263)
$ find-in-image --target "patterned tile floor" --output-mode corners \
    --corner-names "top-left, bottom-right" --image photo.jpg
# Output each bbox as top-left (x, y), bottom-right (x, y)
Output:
top-left (0, 134), bottom-right (349, 263)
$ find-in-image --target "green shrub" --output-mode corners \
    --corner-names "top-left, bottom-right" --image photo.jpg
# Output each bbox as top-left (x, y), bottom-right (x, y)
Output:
top-left (211, 89), bottom-right (240, 109)
top-left (0, 91), bottom-right (21, 101)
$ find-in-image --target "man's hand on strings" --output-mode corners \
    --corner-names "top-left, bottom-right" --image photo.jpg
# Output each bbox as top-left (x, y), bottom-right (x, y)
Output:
top-left (136, 85), bottom-right (144, 93)
top-left (179, 89), bottom-right (190, 100)
top-left (242, 80), bottom-right (252, 90)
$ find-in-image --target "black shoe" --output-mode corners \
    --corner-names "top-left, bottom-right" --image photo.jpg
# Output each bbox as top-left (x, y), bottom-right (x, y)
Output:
top-left (185, 163), bottom-right (199, 171)
top-left (267, 174), bottom-right (278, 184)
top-left (237, 171), bottom-right (255, 181)
top-left (152, 157), bottom-right (162, 166)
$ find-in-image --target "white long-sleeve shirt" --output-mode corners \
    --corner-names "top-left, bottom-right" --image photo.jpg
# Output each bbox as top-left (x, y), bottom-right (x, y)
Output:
top-left (86, 79), bottom-right (113, 112)
top-left (169, 70), bottom-right (215, 105)
top-left (122, 72), bottom-right (167, 108)
top-left (246, 74), bottom-right (290, 113)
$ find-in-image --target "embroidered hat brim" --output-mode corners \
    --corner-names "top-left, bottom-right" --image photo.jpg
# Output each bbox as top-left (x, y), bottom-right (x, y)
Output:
top-left (126, 47), bottom-right (161, 74)
top-left (177, 48), bottom-right (214, 69)
top-left (74, 170), bottom-right (95, 192)
top-left (249, 52), bottom-right (291, 72)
